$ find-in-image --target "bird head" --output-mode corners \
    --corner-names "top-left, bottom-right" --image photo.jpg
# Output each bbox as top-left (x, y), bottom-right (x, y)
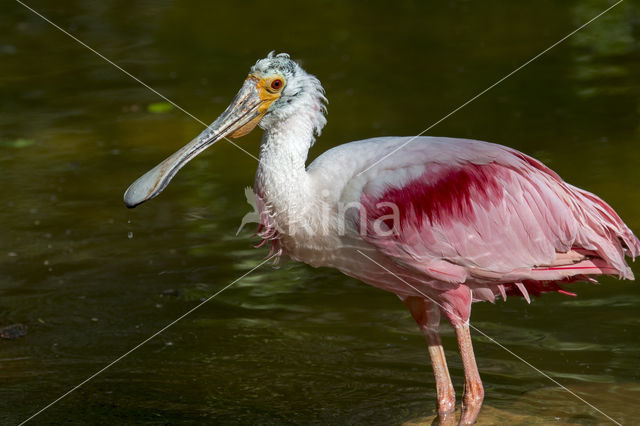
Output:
top-left (250, 52), bottom-right (327, 136)
top-left (123, 52), bottom-right (326, 208)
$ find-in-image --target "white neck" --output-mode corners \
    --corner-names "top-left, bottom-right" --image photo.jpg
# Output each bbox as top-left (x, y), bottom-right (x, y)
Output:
top-left (255, 111), bottom-right (316, 229)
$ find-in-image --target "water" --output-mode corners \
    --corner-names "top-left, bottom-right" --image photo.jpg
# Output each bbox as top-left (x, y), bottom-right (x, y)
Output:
top-left (1, 0), bottom-right (639, 424)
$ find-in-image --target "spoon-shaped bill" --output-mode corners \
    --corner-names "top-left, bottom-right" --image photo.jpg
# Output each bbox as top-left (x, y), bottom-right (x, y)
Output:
top-left (124, 77), bottom-right (267, 208)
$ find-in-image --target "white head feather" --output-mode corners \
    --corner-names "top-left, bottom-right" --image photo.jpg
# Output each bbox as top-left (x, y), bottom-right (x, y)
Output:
top-left (251, 52), bottom-right (328, 145)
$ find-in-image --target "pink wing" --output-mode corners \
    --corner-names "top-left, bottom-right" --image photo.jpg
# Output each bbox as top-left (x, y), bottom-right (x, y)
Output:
top-left (357, 140), bottom-right (639, 298)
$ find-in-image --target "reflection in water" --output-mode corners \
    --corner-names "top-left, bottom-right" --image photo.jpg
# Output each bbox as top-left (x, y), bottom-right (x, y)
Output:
top-left (1, 1), bottom-right (639, 424)
top-left (406, 382), bottom-right (640, 425)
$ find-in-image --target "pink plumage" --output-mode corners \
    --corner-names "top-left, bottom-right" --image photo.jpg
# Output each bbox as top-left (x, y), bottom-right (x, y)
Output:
top-left (357, 139), bottom-right (638, 305)
top-left (125, 54), bottom-right (639, 424)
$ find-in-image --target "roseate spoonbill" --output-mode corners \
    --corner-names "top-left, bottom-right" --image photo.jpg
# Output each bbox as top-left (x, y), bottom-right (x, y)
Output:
top-left (124, 53), bottom-right (639, 424)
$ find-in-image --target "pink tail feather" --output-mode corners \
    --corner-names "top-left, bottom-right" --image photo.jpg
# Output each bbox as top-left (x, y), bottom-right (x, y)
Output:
top-left (567, 184), bottom-right (639, 279)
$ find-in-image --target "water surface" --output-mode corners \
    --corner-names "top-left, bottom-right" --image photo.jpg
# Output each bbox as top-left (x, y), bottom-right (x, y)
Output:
top-left (1, 0), bottom-right (639, 424)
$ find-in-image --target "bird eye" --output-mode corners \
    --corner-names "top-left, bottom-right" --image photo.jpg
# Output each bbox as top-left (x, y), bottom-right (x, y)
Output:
top-left (270, 78), bottom-right (283, 91)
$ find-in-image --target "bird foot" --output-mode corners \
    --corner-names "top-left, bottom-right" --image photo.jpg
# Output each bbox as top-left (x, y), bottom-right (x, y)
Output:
top-left (433, 410), bottom-right (458, 426)
top-left (459, 393), bottom-right (484, 424)
top-left (436, 393), bottom-right (456, 416)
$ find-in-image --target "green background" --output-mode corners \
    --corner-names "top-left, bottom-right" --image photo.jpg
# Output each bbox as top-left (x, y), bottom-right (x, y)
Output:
top-left (1, 0), bottom-right (639, 424)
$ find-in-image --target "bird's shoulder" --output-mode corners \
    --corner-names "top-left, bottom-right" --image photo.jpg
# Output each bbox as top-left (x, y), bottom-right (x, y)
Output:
top-left (306, 136), bottom-right (555, 203)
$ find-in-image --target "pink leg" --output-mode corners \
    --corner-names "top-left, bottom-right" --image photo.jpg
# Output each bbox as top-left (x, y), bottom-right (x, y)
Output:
top-left (403, 296), bottom-right (456, 417)
top-left (454, 323), bottom-right (484, 425)
top-left (439, 285), bottom-right (484, 424)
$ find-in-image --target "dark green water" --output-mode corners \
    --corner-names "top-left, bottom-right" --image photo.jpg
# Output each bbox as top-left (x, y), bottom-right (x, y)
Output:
top-left (2, 1), bottom-right (639, 424)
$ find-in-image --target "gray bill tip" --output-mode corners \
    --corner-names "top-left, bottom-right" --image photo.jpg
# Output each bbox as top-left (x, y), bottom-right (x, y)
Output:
top-left (124, 192), bottom-right (142, 208)
top-left (123, 167), bottom-right (165, 208)
top-left (123, 182), bottom-right (148, 208)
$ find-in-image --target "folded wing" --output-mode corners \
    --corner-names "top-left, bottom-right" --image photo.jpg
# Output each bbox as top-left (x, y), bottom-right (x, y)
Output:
top-left (355, 140), bottom-right (639, 291)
